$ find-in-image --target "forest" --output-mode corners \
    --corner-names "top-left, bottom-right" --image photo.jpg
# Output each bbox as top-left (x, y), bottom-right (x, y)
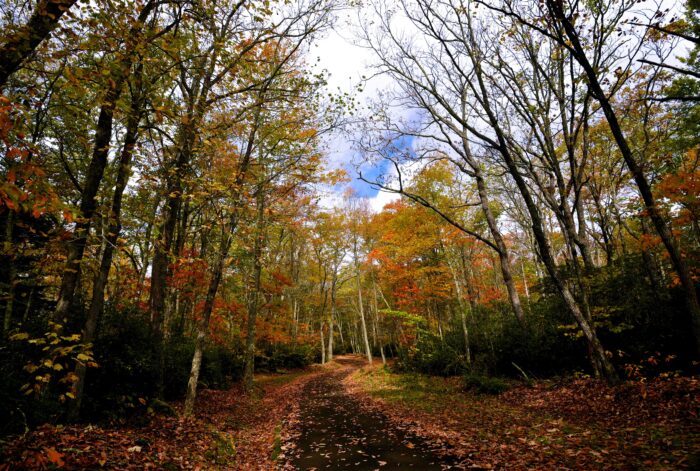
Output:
top-left (0, 0), bottom-right (698, 469)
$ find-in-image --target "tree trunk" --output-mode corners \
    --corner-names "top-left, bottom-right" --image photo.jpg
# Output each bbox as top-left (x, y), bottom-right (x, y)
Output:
top-left (327, 275), bottom-right (336, 362)
top-left (0, 0), bottom-right (78, 89)
top-left (447, 255), bottom-right (471, 364)
top-left (463, 35), bottom-right (619, 383)
top-left (472, 166), bottom-right (525, 324)
top-left (320, 324), bottom-right (326, 364)
top-left (182, 115), bottom-right (257, 414)
top-left (52, 1), bottom-right (155, 325)
top-left (70, 66), bottom-right (144, 417)
top-left (548, 0), bottom-right (700, 357)
top-left (184, 231), bottom-right (231, 416)
top-left (355, 261), bottom-right (372, 364)
top-left (243, 187), bottom-right (265, 393)
top-left (3, 210), bottom-right (16, 335)
top-left (149, 118), bottom-right (196, 398)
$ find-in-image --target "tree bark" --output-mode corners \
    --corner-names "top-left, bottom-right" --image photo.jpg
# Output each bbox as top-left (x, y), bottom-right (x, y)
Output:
top-left (547, 0), bottom-right (700, 356)
top-left (243, 187), bottom-right (265, 393)
top-left (70, 65), bottom-right (144, 417)
top-left (472, 164), bottom-right (526, 324)
top-left (3, 210), bottom-right (16, 335)
top-left (182, 114), bottom-right (257, 415)
top-left (354, 254), bottom-right (372, 364)
top-left (446, 253), bottom-right (471, 364)
top-left (468, 38), bottom-right (619, 383)
top-left (327, 272), bottom-right (337, 361)
top-left (183, 231), bottom-right (230, 416)
top-left (52, 0), bottom-right (155, 325)
top-left (0, 0), bottom-right (78, 89)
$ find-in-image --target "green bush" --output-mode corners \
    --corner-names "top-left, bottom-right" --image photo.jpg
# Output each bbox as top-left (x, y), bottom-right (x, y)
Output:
top-left (256, 343), bottom-right (315, 371)
top-left (0, 339), bottom-right (64, 437)
top-left (463, 373), bottom-right (509, 395)
top-left (396, 334), bottom-right (466, 377)
top-left (81, 307), bottom-right (242, 420)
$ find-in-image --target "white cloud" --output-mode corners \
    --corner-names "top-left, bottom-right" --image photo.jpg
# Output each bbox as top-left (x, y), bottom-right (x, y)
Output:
top-left (368, 189), bottom-right (400, 212)
top-left (308, 4), bottom-right (420, 213)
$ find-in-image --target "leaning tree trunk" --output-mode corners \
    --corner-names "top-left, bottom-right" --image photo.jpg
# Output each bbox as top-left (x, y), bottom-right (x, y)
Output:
top-left (243, 187), bottom-right (265, 393)
top-left (548, 0), bottom-right (700, 356)
top-left (52, 0), bottom-right (155, 325)
top-left (182, 117), bottom-right (257, 415)
top-left (471, 163), bottom-right (526, 324)
top-left (70, 67), bottom-right (144, 417)
top-left (52, 88), bottom-right (125, 324)
top-left (466, 38), bottom-right (619, 384)
top-left (183, 231), bottom-right (231, 415)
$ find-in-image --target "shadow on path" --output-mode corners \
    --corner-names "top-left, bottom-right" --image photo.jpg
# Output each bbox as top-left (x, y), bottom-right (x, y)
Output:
top-left (282, 356), bottom-right (464, 470)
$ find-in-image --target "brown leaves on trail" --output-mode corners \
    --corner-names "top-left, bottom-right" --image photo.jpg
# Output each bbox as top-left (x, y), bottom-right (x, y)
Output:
top-left (347, 365), bottom-right (700, 470)
top-left (3, 362), bottom-right (698, 470)
top-left (0, 368), bottom-right (321, 470)
top-left (1, 414), bottom-right (216, 469)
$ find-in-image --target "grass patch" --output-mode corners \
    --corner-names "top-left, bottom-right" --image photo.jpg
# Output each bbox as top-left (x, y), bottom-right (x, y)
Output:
top-left (353, 366), bottom-right (459, 411)
top-left (270, 424), bottom-right (282, 461)
top-left (205, 429), bottom-right (236, 466)
top-left (255, 370), bottom-right (308, 387)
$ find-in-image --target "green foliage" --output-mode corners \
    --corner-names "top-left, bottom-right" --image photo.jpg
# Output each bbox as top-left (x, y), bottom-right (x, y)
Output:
top-left (0, 339), bottom-right (63, 436)
top-left (255, 343), bottom-right (315, 372)
top-left (499, 256), bottom-right (694, 378)
top-left (664, 3), bottom-right (700, 150)
top-left (463, 373), bottom-right (509, 395)
top-left (395, 333), bottom-right (466, 377)
top-left (80, 307), bottom-right (242, 420)
top-left (9, 322), bottom-right (97, 402)
top-left (486, 300), bottom-right (587, 378)
top-left (390, 253), bottom-right (695, 382)
top-left (380, 309), bottom-right (427, 328)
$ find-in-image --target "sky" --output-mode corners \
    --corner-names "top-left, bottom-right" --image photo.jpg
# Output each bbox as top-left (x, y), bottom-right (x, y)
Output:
top-left (309, 8), bottom-right (402, 212)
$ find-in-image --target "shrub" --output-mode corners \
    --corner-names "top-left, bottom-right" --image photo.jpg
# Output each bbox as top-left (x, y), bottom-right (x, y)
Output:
top-left (463, 373), bottom-right (509, 395)
top-left (256, 343), bottom-right (315, 371)
top-left (395, 334), bottom-right (466, 377)
top-left (81, 307), bottom-right (242, 420)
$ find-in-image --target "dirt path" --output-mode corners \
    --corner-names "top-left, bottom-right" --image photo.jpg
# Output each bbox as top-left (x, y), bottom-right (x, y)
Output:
top-left (280, 356), bottom-right (464, 470)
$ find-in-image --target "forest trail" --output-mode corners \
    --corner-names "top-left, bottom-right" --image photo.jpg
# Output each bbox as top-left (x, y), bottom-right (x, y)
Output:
top-left (280, 356), bottom-right (464, 470)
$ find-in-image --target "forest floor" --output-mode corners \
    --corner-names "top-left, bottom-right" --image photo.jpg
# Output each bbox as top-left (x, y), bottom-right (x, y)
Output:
top-left (1, 356), bottom-right (699, 469)
top-left (346, 361), bottom-right (700, 470)
top-left (0, 367), bottom-right (324, 470)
